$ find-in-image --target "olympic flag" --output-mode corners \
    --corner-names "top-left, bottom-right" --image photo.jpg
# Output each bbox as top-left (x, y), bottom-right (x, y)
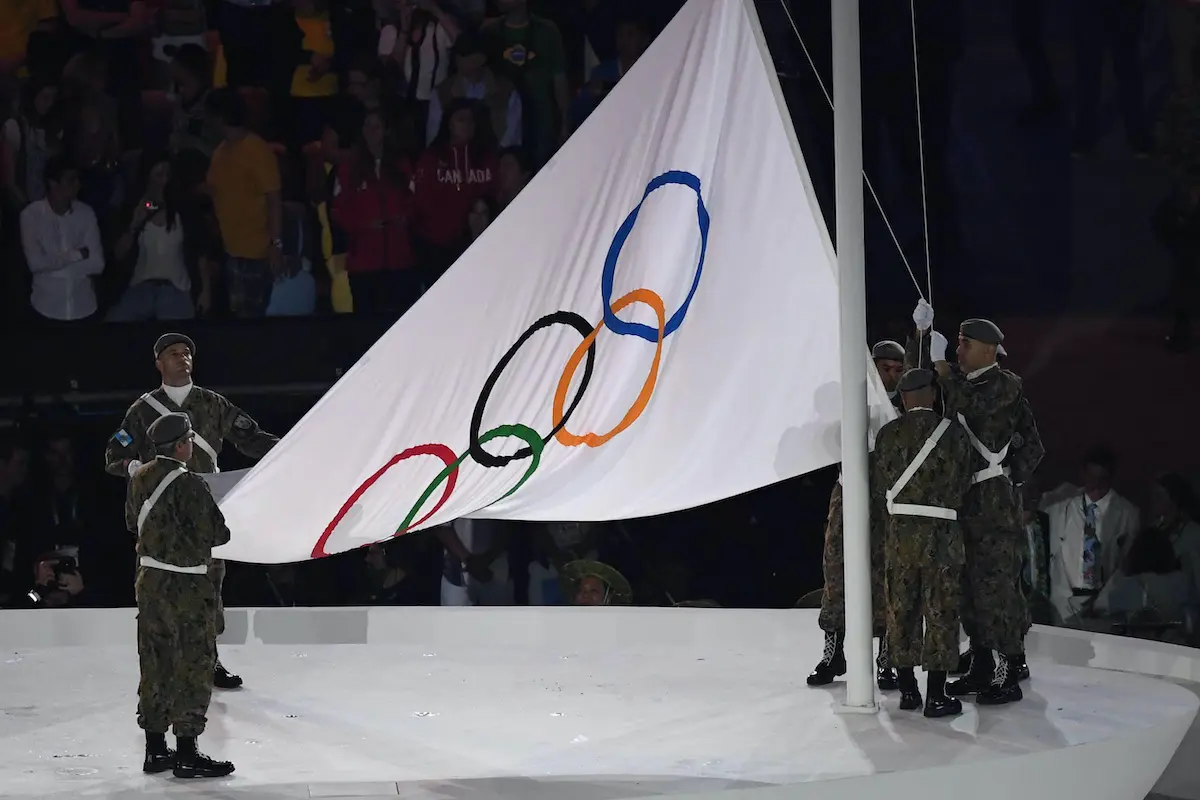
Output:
top-left (211, 0), bottom-right (896, 564)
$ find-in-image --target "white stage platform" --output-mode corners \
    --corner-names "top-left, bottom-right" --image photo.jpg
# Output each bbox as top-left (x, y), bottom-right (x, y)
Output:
top-left (0, 607), bottom-right (1195, 800)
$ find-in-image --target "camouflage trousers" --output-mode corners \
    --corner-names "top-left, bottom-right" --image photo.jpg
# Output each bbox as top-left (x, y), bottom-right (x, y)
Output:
top-left (135, 568), bottom-right (217, 738)
top-left (884, 517), bottom-right (963, 671)
top-left (960, 480), bottom-right (1026, 655)
top-left (209, 558), bottom-right (226, 637)
top-left (819, 484), bottom-right (887, 636)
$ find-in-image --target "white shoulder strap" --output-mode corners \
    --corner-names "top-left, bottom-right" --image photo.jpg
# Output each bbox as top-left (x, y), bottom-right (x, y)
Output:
top-left (140, 392), bottom-right (221, 473)
top-left (137, 467), bottom-right (187, 536)
top-left (886, 417), bottom-right (952, 505)
top-left (955, 412), bottom-right (1010, 484)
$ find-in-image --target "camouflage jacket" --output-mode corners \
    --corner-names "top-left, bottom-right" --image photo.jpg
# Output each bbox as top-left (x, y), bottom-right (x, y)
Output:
top-left (905, 335), bottom-right (1044, 486)
top-left (871, 410), bottom-right (974, 519)
top-left (105, 385), bottom-right (278, 477)
top-left (125, 456), bottom-right (231, 563)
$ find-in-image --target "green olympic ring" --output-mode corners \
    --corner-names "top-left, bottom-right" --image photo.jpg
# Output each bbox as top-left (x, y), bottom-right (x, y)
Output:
top-left (395, 424), bottom-right (544, 534)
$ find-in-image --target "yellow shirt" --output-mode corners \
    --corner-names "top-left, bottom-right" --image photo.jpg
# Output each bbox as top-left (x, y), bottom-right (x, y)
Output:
top-left (291, 13), bottom-right (337, 98)
top-left (213, 42), bottom-right (227, 89)
top-left (0, 0), bottom-right (56, 66)
top-left (207, 133), bottom-right (280, 260)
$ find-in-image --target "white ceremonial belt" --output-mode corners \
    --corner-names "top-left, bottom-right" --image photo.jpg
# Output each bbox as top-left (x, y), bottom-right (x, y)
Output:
top-left (956, 413), bottom-right (1010, 486)
top-left (886, 502), bottom-right (957, 520)
top-left (971, 464), bottom-right (1011, 485)
top-left (136, 467), bottom-right (186, 536)
top-left (139, 556), bottom-right (208, 575)
top-left (140, 393), bottom-right (220, 472)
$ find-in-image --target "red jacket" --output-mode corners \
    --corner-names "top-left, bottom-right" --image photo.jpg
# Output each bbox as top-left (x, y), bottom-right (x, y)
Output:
top-left (330, 160), bottom-right (415, 273)
top-left (412, 143), bottom-right (497, 248)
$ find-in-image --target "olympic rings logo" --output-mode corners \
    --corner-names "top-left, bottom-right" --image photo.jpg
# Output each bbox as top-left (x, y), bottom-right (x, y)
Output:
top-left (311, 171), bottom-right (711, 558)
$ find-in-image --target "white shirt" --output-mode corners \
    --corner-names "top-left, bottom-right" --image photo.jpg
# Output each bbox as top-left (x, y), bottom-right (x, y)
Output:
top-left (1043, 489), bottom-right (1141, 622)
top-left (20, 199), bottom-right (105, 320)
top-left (379, 21), bottom-right (454, 101)
top-left (132, 219), bottom-right (191, 293)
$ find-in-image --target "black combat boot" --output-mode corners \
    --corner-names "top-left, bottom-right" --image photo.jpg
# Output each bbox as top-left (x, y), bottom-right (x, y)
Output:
top-left (173, 736), bottom-right (235, 779)
top-left (806, 630), bottom-right (847, 686)
top-left (142, 731), bottom-right (174, 774)
top-left (976, 653), bottom-right (1024, 705)
top-left (947, 647), bottom-right (994, 696)
top-left (876, 637), bottom-right (898, 691)
top-left (923, 670), bottom-right (962, 718)
top-left (897, 667), bottom-right (922, 711)
top-left (1013, 651), bottom-right (1030, 682)
top-left (950, 648), bottom-right (972, 676)
top-left (214, 649), bottom-right (243, 690)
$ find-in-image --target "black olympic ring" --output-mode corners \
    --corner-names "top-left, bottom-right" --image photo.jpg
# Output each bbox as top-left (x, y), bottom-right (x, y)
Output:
top-left (468, 311), bottom-right (597, 469)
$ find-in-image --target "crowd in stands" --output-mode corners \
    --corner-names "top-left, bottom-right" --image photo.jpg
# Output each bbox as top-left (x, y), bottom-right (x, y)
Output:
top-left (0, 0), bottom-right (655, 324)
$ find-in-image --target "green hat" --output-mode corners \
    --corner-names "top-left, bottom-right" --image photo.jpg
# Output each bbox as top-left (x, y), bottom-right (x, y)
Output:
top-left (897, 367), bottom-right (936, 393)
top-left (148, 412), bottom-right (193, 447)
top-left (154, 332), bottom-right (196, 359)
top-left (560, 560), bottom-right (632, 605)
top-left (871, 340), bottom-right (904, 362)
top-left (674, 599), bottom-right (722, 608)
top-left (959, 318), bottom-right (1004, 345)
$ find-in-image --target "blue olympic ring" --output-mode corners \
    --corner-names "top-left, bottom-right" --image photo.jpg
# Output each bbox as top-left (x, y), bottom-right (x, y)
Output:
top-left (599, 170), bottom-right (710, 343)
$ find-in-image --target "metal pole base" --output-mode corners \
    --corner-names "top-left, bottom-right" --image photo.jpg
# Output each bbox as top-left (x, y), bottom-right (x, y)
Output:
top-left (833, 701), bottom-right (880, 715)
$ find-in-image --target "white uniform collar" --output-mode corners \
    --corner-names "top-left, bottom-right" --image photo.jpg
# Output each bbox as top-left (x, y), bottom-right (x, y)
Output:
top-left (162, 382), bottom-right (193, 406)
top-left (965, 362), bottom-right (998, 381)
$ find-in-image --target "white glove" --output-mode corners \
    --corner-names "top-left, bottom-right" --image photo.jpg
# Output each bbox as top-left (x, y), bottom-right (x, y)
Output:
top-left (126, 460), bottom-right (143, 478)
top-left (912, 298), bottom-right (934, 331)
top-left (929, 330), bottom-right (948, 362)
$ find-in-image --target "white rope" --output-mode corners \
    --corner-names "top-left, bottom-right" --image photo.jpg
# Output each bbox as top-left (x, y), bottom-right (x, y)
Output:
top-left (776, 0), bottom-right (930, 302)
top-left (909, 0), bottom-right (933, 308)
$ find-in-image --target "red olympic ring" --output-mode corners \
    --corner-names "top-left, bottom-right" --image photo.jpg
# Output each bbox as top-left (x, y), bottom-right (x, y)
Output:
top-left (310, 443), bottom-right (458, 558)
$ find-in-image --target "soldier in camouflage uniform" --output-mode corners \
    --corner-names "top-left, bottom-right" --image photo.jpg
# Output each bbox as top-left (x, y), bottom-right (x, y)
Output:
top-left (807, 342), bottom-right (905, 691)
top-left (908, 303), bottom-right (1044, 705)
top-left (106, 333), bottom-right (279, 690)
top-left (128, 413), bottom-right (235, 779)
top-left (561, 560), bottom-right (632, 606)
top-left (872, 369), bottom-right (973, 718)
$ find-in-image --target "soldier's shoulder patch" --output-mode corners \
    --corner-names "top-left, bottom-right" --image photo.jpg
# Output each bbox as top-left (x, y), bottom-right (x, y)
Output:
top-left (233, 414), bottom-right (253, 430)
top-left (113, 429), bottom-right (133, 447)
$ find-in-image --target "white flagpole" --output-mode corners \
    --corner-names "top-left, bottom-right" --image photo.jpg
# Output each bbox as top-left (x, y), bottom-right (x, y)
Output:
top-left (832, 0), bottom-right (876, 711)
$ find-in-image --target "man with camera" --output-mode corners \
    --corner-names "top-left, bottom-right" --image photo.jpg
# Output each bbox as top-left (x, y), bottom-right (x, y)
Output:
top-left (26, 551), bottom-right (85, 608)
top-left (106, 332), bottom-right (278, 689)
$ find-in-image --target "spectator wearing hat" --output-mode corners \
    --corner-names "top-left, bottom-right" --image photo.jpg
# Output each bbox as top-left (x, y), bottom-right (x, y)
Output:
top-left (105, 332), bottom-right (279, 690)
top-left (562, 560), bottom-right (632, 606)
top-left (425, 30), bottom-right (521, 148)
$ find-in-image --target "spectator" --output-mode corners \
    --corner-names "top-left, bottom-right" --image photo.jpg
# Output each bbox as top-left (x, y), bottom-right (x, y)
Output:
top-left (411, 98), bottom-right (496, 279)
top-left (1044, 447), bottom-right (1141, 625)
top-left (568, 15), bottom-right (649, 132)
top-left (27, 549), bottom-right (86, 608)
top-left (19, 156), bottom-right (105, 323)
top-left (290, 0), bottom-right (338, 150)
top-left (344, 57), bottom-right (384, 115)
top-left (3, 76), bottom-right (62, 207)
top-left (1095, 474), bottom-right (1200, 621)
top-left (168, 43), bottom-right (222, 159)
top-left (379, 0), bottom-right (461, 134)
top-left (494, 145), bottom-right (529, 209)
top-left (0, 436), bottom-right (31, 606)
top-left (464, 195), bottom-right (494, 247)
top-left (265, 194), bottom-right (318, 316)
top-left (425, 31), bottom-right (521, 148)
top-left (152, 0), bottom-right (208, 67)
top-left (216, 0), bottom-right (299, 93)
top-left (331, 108), bottom-right (420, 315)
top-left (107, 151), bottom-right (218, 321)
top-left (437, 519), bottom-right (512, 606)
top-left (206, 88), bottom-right (284, 317)
top-left (481, 0), bottom-right (568, 168)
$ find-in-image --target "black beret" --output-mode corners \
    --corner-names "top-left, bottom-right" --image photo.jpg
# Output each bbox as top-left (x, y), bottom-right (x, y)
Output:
top-left (154, 333), bottom-right (196, 359)
top-left (871, 340), bottom-right (905, 361)
top-left (148, 412), bottom-right (193, 447)
top-left (898, 368), bottom-right (936, 393)
top-left (959, 318), bottom-right (1004, 345)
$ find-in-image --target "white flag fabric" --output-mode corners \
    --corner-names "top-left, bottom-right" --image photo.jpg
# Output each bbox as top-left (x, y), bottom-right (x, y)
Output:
top-left (211, 0), bottom-right (896, 564)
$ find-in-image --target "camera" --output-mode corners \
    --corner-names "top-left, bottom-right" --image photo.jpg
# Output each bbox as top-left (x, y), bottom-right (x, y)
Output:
top-left (53, 556), bottom-right (78, 580)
